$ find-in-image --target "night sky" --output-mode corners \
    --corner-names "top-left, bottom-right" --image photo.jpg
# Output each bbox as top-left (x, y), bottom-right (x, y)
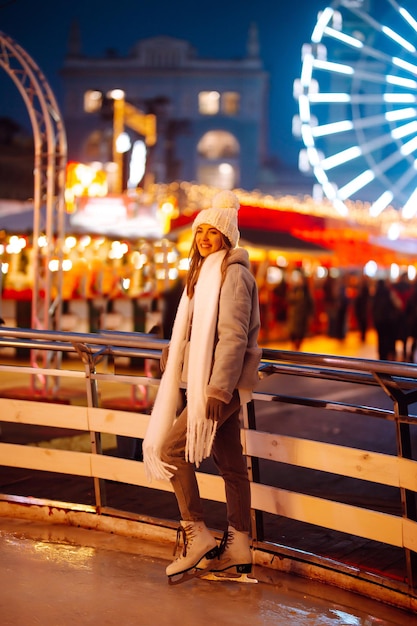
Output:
top-left (0, 0), bottom-right (326, 169)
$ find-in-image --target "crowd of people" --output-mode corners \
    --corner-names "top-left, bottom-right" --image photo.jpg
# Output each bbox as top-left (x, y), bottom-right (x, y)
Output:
top-left (267, 270), bottom-right (417, 362)
top-left (372, 273), bottom-right (417, 362)
top-left (160, 268), bottom-right (417, 363)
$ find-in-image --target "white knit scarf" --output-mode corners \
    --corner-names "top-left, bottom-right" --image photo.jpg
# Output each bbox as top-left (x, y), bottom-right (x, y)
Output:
top-left (143, 249), bottom-right (226, 481)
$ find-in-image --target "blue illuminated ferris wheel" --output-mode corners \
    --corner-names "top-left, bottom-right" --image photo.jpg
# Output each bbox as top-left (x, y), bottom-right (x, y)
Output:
top-left (294, 0), bottom-right (417, 218)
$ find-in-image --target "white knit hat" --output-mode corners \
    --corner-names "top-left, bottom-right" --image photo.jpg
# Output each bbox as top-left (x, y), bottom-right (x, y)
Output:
top-left (192, 190), bottom-right (240, 248)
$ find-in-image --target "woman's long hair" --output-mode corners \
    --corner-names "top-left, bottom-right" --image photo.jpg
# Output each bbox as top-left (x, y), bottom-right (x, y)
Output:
top-left (186, 233), bottom-right (232, 298)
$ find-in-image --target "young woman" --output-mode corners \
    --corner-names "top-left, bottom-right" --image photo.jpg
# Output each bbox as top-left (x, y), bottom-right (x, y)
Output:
top-left (143, 190), bottom-right (261, 582)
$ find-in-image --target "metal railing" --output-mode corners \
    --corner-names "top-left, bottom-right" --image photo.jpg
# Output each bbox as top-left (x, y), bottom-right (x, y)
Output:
top-left (0, 326), bottom-right (416, 613)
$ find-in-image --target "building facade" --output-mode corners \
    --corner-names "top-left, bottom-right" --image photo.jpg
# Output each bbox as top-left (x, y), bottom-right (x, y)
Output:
top-left (60, 23), bottom-right (269, 192)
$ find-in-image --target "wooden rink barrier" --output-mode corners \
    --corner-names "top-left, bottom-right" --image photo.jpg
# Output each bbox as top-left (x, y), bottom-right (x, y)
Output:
top-left (0, 327), bottom-right (416, 614)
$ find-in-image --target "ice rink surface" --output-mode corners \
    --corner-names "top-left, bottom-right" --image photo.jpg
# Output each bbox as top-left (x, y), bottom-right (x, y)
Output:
top-left (0, 517), bottom-right (414, 626)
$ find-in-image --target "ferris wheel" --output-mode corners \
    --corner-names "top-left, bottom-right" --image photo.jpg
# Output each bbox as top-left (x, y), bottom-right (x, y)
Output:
top-left (294, 0), bottom-right (417, 218)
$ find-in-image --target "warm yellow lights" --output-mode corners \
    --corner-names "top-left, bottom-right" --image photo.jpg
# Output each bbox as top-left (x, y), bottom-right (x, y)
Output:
top-left (131, 251), bottom-right (148, 270)
top-left (48, 258), bottom-right (73, 273)
top-left (315, 266), bottom-right (328, 279)
top-left (1, 227), bottom-right (180, 302)
top-left (178, 257), bottom-right (190, 271)
top-left (161, 201), bottom-right (175, 214)
top-left (92, 237), bottom-right (106, 250)
top-left (65, 162), bottom-right (108, 212)
top-left (158, 199), bottom-right (179, 234)
top-left (79, 236), bottom-right (91, 249)
top-left (65, 236), bottom-right (77, 249)
top-left (364, 260), bottom-right (378, 277)
top-left (199, 91), bottom-right (220, 115)
top-left (390, 263), bottom-right (400, 280)
top-left (166, 251), bottom-right (178, 264)
top-left (266, 266), bottom-right (282, 284)
top-left (115, 132), bottom-right (131, 154)
top-left (6, 236), bottom-right (27, 254)
top-left (276, 256), bottom-right (288, 268)
top-left (109, 241), bottom-right (129, 260)
top-left (48, 259), bottom-right (60, 272)
top-left (83, 90), bottom-right (102, 113)
top-left (107, 88), bottom-right (125, 101)
top-left (154, 252), bottom-right (165, 264)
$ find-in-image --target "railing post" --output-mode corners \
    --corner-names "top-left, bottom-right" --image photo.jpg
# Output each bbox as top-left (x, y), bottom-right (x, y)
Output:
top-left (82, 350), bottom-right (107, 511)
top-left (242, 399), bottom-right (264, 543)
top-left (375, 372), bottom-right (417, 592)
top-left (395, 396), bottom-right (417, 591)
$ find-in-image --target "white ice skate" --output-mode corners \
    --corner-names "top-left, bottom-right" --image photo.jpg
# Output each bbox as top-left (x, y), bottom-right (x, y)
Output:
top-left (166, 520), bottom-right (218, 585)
top-left (201, 525), bottom-right (258, 583)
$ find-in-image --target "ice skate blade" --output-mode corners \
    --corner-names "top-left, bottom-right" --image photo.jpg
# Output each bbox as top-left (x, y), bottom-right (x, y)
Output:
top-left (168, 563), bottom-right (219, 585)
top-left (168, 567), bottom-right (202, 585)
top-left (201, 571), bottom-right (258, 583)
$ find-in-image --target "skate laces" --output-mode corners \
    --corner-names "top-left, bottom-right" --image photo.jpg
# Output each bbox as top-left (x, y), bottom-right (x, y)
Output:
top-left (218, 528), bottom-right (234, 556)
top-left (173, 523), bottom-right (194, 558)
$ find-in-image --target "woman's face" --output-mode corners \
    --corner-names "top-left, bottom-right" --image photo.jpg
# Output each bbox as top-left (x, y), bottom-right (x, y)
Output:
top-left (195, 224), bottom-right (223, 257)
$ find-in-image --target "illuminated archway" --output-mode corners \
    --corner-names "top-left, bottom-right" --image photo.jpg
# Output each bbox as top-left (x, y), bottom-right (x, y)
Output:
top-left (0, 31), bottom-right (67, 337)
